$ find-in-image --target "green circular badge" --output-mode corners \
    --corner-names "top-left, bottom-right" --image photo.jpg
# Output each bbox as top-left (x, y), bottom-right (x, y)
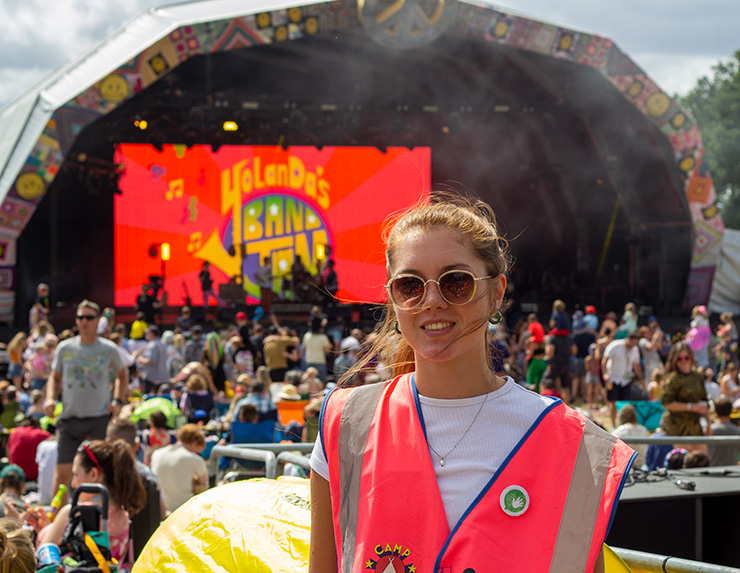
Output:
top-left (500, 485), bottom-right (530, 517)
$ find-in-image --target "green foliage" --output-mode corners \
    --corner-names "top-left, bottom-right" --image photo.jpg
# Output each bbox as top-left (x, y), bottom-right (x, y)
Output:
top-left (681, 50), bottom-right (740, 228)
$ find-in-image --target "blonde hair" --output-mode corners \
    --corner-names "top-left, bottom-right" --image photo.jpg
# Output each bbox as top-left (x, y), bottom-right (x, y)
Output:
top-left (186, 373), bottom-right (208, 392)
top-left (178, 424), bottom-right (205, 447)
top-left (342, 191), bottom-right (509, 384)
top-left (0, 518), bottom-right (35, 573)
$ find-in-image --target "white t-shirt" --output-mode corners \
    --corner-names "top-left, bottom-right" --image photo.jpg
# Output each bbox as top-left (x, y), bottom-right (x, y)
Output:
top-left (310, 377), bottom-right (553, 530)
top-left (603, 340), bottom-right (640, 386)
top-left (35, 439), bottom-right (58, 505)
top-left (151, 444), bottom-right (207, 512)
top-left (302, 332), bottom-right (331, 365)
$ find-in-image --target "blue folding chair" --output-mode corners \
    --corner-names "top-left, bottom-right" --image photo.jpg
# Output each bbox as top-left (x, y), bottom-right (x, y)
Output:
top-left (220, 420), bottom-right (276, 473)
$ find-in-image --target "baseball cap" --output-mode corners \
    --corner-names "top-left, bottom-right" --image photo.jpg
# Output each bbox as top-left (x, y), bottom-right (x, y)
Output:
top-left (585, 305), bottom-right (597, 314)
top-left (235, 311), bottom-right (247, 321)
top-left (0, 464), bottom-right (25, 480)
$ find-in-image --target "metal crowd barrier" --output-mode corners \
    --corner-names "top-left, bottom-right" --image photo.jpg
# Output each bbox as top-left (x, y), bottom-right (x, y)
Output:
top-left (613, 547), bottom-right (740, 573)
top-left (207, 443), bottom-right (315, 484)
top-left (620, 436), bottom-right (740, 445)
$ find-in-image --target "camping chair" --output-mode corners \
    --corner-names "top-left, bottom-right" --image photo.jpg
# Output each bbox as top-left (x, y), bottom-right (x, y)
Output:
top-left (221, 420), bottom-right (277, 475)
top-left (276, 400), bottom-right (309, 427)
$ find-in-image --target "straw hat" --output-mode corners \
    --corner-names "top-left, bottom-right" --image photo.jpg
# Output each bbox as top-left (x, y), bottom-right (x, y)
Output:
top-left (278, 385), bottom-right (301, 401)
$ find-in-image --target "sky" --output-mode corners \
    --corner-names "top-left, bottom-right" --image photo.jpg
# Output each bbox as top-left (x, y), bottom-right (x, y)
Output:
top-left (0, 0), bottom-right (738, 108)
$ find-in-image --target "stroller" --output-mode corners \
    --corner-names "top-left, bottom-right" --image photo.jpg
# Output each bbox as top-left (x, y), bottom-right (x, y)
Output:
top-left (38, 483), bottom-right (130, 573)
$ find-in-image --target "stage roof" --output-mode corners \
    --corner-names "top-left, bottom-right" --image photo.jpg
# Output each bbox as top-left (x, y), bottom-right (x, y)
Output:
top-left (0, 0), bottom-right (725, 319)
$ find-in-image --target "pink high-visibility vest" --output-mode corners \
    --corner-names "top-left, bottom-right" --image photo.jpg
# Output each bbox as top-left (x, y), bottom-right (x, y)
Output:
top-left (320, 374), bottom-right (635, 573)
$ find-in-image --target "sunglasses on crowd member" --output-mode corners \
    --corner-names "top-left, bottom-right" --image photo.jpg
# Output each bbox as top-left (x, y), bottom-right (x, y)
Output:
top-left (386, 270), bottom-right (495, 310)
top-left (676, 355), bottom-right (693, 363)
top-left (76, 314), bottom-right (98, 320)
top-left (77, 440), bottom-right (102, 475)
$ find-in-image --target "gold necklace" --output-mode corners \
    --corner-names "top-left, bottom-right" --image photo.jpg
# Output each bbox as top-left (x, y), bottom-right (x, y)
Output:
top-left (426, 375), bottom-right (496, 467)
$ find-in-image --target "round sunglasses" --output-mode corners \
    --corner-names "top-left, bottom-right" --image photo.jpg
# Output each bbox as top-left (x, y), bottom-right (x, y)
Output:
top-left (385, 270), bottom-right (495, 309)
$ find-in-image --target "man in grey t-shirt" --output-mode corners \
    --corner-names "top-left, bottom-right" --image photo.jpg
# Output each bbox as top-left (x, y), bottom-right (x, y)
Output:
top-left (44, 299), bottom-right (128, 501)
top-left (135, 324), bottom-right (169, 394)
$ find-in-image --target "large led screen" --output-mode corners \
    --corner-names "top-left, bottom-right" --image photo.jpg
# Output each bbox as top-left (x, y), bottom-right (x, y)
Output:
top-left (114, 144), bottom-right (431, 307)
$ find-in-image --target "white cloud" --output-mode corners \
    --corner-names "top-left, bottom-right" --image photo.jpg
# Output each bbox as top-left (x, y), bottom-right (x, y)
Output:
top-left (634, 53), bottom-right (722, 97)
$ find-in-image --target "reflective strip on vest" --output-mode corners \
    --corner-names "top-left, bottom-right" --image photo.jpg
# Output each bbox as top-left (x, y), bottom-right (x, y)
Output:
top-left (337, 382), bottom-right (386, 573)
top-left (549, 420), bottom-right (616, 572)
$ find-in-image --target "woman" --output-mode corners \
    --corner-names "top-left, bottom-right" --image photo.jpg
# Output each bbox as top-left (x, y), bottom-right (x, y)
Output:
top-left (309, 194), bottom-right (634, 573)
top-left (6, 332), bottom-right (26, 388)
top-left (27, 440), bottom-right (145, 564)
top-left (685, 305), bottom-right (711, 368)
top-left (179, 373), bottom-right (216, 423)
top-left (660, 342), bottom-right (709, 437)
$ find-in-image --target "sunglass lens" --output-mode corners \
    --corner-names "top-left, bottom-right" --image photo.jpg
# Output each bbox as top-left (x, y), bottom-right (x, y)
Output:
top-left (439, 271), bottom-right (475, 304)
top-left (392, 276), bottom-right (425, 307)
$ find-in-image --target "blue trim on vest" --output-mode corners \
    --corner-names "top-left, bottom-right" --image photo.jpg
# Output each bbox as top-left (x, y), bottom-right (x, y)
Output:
top-left (318, 386), bottom-right (340, 463)
top-left (606, 449), bottom-right (637, 538)
top-left (433, 398), bottom-right (562, 573)
top-left (410, 373), bottom-right (429, 441)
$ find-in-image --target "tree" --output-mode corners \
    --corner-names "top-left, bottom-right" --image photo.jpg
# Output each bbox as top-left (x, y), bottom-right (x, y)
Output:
top-left (681, 50), bottom-right (740, 229)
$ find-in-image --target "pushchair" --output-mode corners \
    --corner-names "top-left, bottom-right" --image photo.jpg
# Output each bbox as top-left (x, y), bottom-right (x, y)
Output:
top-left (38, 483), bottom-right (129, 573)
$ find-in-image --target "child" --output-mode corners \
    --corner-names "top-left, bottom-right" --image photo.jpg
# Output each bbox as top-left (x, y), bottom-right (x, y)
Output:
top-left (549, 299), bottom-right (570, 333)
top-left (25, 334), bottom-right (57, 391)
top-left (141, 410), bottom-right (175, 466)
top-left (647, 368), bottom-right (664, 401)
top-left (584, 343), bottom-right (601, 409)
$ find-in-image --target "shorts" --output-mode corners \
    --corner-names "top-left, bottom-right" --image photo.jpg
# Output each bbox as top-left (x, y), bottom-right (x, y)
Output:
top-left (56, 415), bottom-right (109, 464)
top-left (606, 382), bottom-right (632, 403)
top-left (571, 357), bottom-right (586, 378)
top-left (31, 378), bottom-right (47, 391)
top-left (548, 363), bottom-right (572, 392)
top-left (269, 368), bottom-right (287, 383)
top-left (7, 363), bottom-right (22, 378)
top-left (585, 373), bottom-right (600, 385)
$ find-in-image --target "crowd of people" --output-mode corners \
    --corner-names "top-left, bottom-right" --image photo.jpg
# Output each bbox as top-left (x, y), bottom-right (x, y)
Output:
top-left (0, 235), bottom-right (736, 568)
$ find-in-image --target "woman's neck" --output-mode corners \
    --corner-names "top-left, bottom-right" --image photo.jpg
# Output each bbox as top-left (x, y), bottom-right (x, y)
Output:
top-left (414, 355), bottom-right (500, 399)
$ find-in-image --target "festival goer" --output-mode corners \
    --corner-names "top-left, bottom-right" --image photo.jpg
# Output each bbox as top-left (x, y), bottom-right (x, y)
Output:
top-left (571, 310), bottom-right (595, 403)
top-left (660, 342), bottom-right (709, 438)
top-left (136, 283), bottom-right (160, 324)
top-left (615, 302), bottom-right (638, 339)
top-left (6, 332), bottom-right (26, 388)
top-left (135, 325), bottom-right (169, 395)
top-left (179, 373), bottom-right (215, 423)
top-left (28, 439), bottom-right (146, 563)
top-left (129, 311), bottom-right (148, 353)
top-left (25, 334), bottom-right (57, 391)
top-left (707, 397), bottom-right (740, 466)
top-left (0, 518), bottom-right (35, 573)
top-left (583, 305), bottom-right (599, 332)
top-left (141, 410), bottom-right (175, 466)
top-left (602, 332), bottom-right (644, 427)
top-left (301, 321), bottom-right (332, 380)
top-left (175, 306), bottom-right (193, 337)
top-left (685, 305), bottom-right (711, 368)
top-left (639, 323), bottom-right (664, 379)
top-left (309, 193), bottom-right (634, 573)
top-left (524, 313), bottom-right (546, 392)
top-left (584, 343), bottom-right (601, 409)
top-left (29, 282), bottom-right (50, 329)
top-left (44, 300), bottom-right (128, 503)
top-left (97, 307), bottom-right (115, 337)
top-left (611, 404), bottom-right (649, 467)
top-left (150, 424), bottom-right (207, 513)
top-left (7, 415), bottom-right (50, 482)
top-left (647, 369), bottom-right (665, 401)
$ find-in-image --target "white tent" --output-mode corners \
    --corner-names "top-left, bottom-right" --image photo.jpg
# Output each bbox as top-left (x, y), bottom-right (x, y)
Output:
top-left (708, 228), bottom-right (740, 315)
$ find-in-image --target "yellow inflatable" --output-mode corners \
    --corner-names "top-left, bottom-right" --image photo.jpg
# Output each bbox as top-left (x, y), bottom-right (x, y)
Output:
top-left (134, 477), bottom-right (310, 572)
top-left (135, 477), bottom-right (635, 572)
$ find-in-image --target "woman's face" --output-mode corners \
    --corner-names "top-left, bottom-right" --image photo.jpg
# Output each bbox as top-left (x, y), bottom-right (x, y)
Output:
top-left (675, 350), bottom-right (694, 374)
top-left (71, 454), bottom-right (99, 489)
top-left (389, 227), bottom-right (505, 366)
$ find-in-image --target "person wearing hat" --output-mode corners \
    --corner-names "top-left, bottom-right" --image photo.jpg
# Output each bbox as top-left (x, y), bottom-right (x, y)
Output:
top-left (583, 306), bottom-right (599, 333)
top-left (278, 384), bottom-right (301, 402)
top-left (135, 325), bottom-right (169, 395)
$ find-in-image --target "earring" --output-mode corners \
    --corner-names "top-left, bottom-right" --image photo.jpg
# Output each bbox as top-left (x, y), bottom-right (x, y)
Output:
top-left (394, 321), bottom-right (401, 334)
top-left (489, 310), bottom-right (503, 325)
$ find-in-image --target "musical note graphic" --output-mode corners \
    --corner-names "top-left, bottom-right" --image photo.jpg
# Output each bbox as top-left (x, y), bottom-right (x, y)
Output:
top-left (165, 178), bottom-right (184, 201)
top-left (149, 164), bottom-right (165, 180)
top-left (186, 231), bottom-right (203, 253)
